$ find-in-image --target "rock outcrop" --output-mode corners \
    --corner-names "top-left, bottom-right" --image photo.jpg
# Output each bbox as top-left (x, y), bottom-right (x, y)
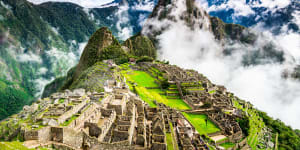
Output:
top-left (123, 33), bottom-right (157, 58)
top-left (74, 27), bottom-right (120, 78)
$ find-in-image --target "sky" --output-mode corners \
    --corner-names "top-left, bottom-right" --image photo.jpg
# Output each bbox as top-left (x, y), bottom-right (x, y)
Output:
top-left (27, 0), bottom-right (115, 8)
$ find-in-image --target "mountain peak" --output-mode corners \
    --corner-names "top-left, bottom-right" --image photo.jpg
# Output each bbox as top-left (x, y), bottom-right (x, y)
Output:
top-left (74, 27), bottom-right (120, 78)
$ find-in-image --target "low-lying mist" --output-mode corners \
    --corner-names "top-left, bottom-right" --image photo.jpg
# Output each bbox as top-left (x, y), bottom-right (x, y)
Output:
top-left (144, 0), bottom-right (300, 129)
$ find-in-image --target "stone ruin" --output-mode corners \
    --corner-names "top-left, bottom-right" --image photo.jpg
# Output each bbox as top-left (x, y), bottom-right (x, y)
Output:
top-left (18, 77), bottom-right (232, 150)
top-left (138, 62), bottom-right (247, 147)
top-left (2, 62), bottom-right (254, 150)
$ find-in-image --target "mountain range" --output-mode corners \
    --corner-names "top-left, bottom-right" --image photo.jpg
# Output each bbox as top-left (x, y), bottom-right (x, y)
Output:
top-left (0, 0), bottom-right (300, 149)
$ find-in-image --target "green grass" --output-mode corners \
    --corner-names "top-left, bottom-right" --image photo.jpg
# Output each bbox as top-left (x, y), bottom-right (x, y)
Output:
top-left (167, 123), bottom-right (179, 150)
top-left (182, 112), bottom-right (221, 135)
top-left (220, 142), bottom-right (235, 149)
top-left (0, 141), bottom-right (33, 150)
top-left (186, 88), bottom-right (205, 91)
top-left (60, 115), bottom-right (78, 126)
top-left (127, 71), bottom-right (159, 87)
top-left (166, 133), bottom-right (174, 150)
top-left (217, 137), bottom-right (228, 143)
top-left (233, 100), bottom-right (266, 150)
top-left (58, 98), bottom-right (65, 104)
top-left (122, 70), bottom-right (191, 110)
top-left (209, 90), bottom-right (216, 94)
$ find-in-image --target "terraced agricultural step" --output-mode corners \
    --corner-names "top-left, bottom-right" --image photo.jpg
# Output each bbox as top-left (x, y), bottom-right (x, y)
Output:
top-left (167, 96), bottom-right (181, 99)
top-left (168, 88), bottom-right (178, 91)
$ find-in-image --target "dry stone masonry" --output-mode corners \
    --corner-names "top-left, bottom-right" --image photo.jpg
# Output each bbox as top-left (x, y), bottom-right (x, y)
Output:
top-left (0, 61), bottom-right (264, 150)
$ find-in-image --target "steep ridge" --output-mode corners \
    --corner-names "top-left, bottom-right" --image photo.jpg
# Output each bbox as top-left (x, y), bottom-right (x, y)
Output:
top-left (142, 0), bottom-right (285, 67)
top-left (0, 0), bottom-right (155, 120)
top-left (123, 33), bottom-right (157, 58)
top-left (74, 27), bottom-right (120, 78)
top-left (143, 0), bottom-right (253, 43)
top-left (42, 27), bottom-right (157, 97)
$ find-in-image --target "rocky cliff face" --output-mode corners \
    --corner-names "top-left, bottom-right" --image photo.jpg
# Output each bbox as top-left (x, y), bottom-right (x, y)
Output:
top-left (142, 0), bottom-right (251, 43)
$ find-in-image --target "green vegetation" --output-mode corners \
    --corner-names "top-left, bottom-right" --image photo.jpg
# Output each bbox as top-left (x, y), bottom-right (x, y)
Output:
top-left (233, 100), bottom-right (266, 149)
top-left (208, 90), bottom-right (216, 94)
top-left (67, 62), bottom-right (113, 93)
top-left (0, 141), bottom-right (33, 150)
top-left (59, 98), bottom-right (65, 104)
top-left (258, 111), bottom-right (300, 150)
top-left (166, 123), bottom-right (179, 150)
top-left (182, 112), bottom-right (221, 135)
top-left (61, 115), bottom-right (78, 126)
top-left (136, 56), bottom-right (154, 63)
top-left (166, 132), bottom-right (174, 150)
top-left (121, 68), bottom-right (190, 110)
top-left (0, 79), bottom-right (33, 120)
top-left (123, 34), bottom-right (156, 58)
top-left (219, 142), bottom-right (235, 149)
top-left (126, 71), bottom-right (159, 88)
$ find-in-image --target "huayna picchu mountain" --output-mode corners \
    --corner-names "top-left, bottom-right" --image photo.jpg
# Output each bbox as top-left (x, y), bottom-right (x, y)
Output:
top-left (0, 0), bottom-right (300, 149)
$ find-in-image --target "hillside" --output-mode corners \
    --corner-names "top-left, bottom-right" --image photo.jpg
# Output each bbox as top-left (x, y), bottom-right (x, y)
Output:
top-left (1, 57), bottom-right (300, 150)
top-left (0, 24), bottom-right (298, 149)
top-left (0, 0), bottom-right (154, 121)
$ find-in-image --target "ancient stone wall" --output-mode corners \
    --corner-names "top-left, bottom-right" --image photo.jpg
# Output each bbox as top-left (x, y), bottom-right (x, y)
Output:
top-left (38, 127), bottom-right (51, 142)
top-left (98, 109), bottom-right (116, 141)
top-left (69, 103), bottom-right (101, 129)
top-left (24, 130), bottom-right (39, 140)
top-left (63, 127), bottom-right (83, 149)
top-left (57, 97), bottom-right (89, 124)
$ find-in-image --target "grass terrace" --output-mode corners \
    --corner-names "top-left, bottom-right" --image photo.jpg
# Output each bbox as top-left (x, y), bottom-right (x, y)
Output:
top-left (127, 71), bottom-right (159, 88)
top-left (219, 142), bottom-right (235, 149)
top-left (166, 123), bottom-right (179, 150)
top-left (0, 141), bottom-right (33, 150)
top-left (182, 112), bottom-right (221, 135)
top-left (233, 99), bottom-right (267, 150)
top-left (120, 65), bottom-right (191, 110)
top-left (60, 115), bottom-right (78, 126)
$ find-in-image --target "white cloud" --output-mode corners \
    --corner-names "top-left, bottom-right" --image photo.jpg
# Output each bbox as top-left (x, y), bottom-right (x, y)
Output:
top-left (251, 0), bottom-right (291, 11)
top-left (145, 0), bottom-right (300, 129)
top-left (26, 0), bottom-right (114, 8)
top-left (115, 2), bottom-right (133, 40)
top-left (17, 52), bottom-right (43, 63)
top-left (132, 0), bottom-right (155, 11)
top-left (45, 47), bottom-right (77, 74)
top-left (292, 10), bottom-right (300, 29)
top-left (37, 67), bottom-right (48, 75)
top-left (207, 0), bottom-right (255, 17)
top-left (33, 77), bottom-right (54, 97)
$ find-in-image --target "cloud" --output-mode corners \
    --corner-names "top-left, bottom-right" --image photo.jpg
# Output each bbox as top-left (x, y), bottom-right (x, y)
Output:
top-left (45, 47), bottom-right (77, 74)
top-left (199, 0), bottom-right (294, 25)
top-left (132, 0), bottom-right (155, 11)
top-left (144, 0), bottom-right (300, 129)
top-left (207, 0), bottom-right (255, 17)
top-left (293, 10), bottom-right (300, 28)
top-left (17, 52), bottom-right (43, 63)
top-left (251, 0), bottom-right (291, 11)
top-left (33, 77), bottom-right (54, 97)
top-left (114, 2), bottom-right (133, 40)
top-left (26, 0), bottom-right (114, 8)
